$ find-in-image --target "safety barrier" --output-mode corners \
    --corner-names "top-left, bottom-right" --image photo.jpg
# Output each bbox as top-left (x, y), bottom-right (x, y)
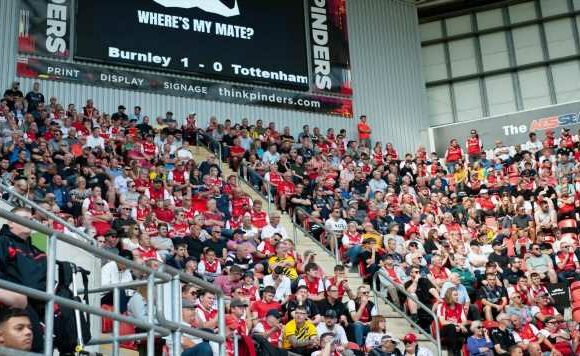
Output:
top-left (0, 208), bottom-right (227, 356)
top-left (371, 270), bottom-right (442, 356)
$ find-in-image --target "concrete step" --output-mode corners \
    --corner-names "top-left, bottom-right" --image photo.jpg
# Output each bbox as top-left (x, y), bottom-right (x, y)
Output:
top-left (192, 146), bottom-right (442, 355)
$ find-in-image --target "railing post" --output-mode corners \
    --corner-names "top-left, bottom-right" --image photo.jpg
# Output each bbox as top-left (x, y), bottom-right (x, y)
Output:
top-left (43, 233), bottom-right (58, 355)
top-left (112, 287), bottom-right (120, 356)
top-left (146, 273), bottom-right (155, 356)
top-left (292, 209), bottom-right (297, 245)
top-left (171, 275), bottom-right (181, 356)
top-left (334, 233), bottom-right (339, 265)
top-left (266, 181), bottom-right (272, 214)
top-left (233, 332), bottom-right (239, 356)
top-left (218, 293), bottom-right (226, 356)
top-left (218, 143), bottom-right (223, 172)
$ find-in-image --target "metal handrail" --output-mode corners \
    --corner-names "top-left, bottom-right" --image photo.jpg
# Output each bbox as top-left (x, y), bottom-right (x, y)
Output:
top-left (239, 162), bottom-right (274, 214)
top-left (291, 206), bottom-right (337, 262)
top-left (371, 270), bottom-right (442, 356)
top-left (0, 207), bottom-right (226, 356)
top-left (198, 130), bottom-right (223, 172)
top-left (0, 180), bottom-right (95, 245)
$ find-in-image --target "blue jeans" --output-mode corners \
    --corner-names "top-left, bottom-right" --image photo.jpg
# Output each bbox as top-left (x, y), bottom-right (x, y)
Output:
top-left (346, 245), bottom-right (363, 265)
top-left (351, 321), bottom-right (369, 345)
top-left (181, 341), bottom-right (212, 356)
top-left (446, 163), bottom-right (456, 174)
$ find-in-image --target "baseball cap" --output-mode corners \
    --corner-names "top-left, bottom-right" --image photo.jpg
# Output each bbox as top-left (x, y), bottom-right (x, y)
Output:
top-left (381, 333), bottom-right (398, 343)
top-left (402, 333), bottom-right (418, 344)
top-left (233, 229), bottom-right (246, 235)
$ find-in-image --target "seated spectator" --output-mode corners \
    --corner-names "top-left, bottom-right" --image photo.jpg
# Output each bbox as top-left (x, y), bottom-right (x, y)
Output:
top-left (0, 308), bottom-right (33, 352)
top-left (376, 255), bottom-right (407, 308)
top-left (531, 292), bottom-right (563, 329)
top-left (402, 332), bottom-right (433, 356)
top-left (365, 315), bottom-right (388, 350)
top-left (440, 273), bottom-right (480, 321)
top-left (132, 231), bottom-right (160, 264)
top-left (297, 262), bottom-right (329, 302)
top-left (510, 314), bottom-right (540, 353)
top-left (491, 313), bottom-right (517, 355)
top-left (526, 243), bottom-right (557, 283)
top-left (316, 310), bottom-right (349, 351)
top-left (436, 287), bottom-right (468, 356)
top-left (466, 320), bottom-right (493, 356)
top-left (101, 250), bottom-right (134, 313)
top-left (369, 334), bottom-right (402, 356)
top-left (347, 285), bottom-right (378, 346)
top-left (281, 305), bottom-right (318, 355)
top-left (165, 242), bottom-right (189, 270)
top-left (213, 265), bottom-right (243, 297)
top-left (284, 286), bottom-right (320, 324)
top-left (252, 309), bottom-right (283, 348)
top-left (478, 273), bottom-right (508, 321)
top-left (554, 241), bottom-right (580, 282)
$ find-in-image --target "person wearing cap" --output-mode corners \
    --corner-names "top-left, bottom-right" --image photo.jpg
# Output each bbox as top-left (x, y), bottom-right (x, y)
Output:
top-left (315, 309), bottom-right (350, 352)
top-left (252, 308), bottom-right (283, 347)
top-left (229, 298), bottom-right (251, 336)
top-left (111, 105), bottom-right (128, 121)
top-left (401, 332), bottom-right (433, 356)
top-left (526, 243), bottom-right (557, 284)
top-left (369, 333), bottom-right (402, 356)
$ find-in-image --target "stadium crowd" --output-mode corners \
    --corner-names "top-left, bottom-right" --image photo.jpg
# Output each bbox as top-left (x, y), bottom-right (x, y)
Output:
top-left (0, 80), bottom-right (579, 356)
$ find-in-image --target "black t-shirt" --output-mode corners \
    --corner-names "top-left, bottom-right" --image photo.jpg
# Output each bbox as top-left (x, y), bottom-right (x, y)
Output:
top-left (502, 268), bottom-right (524, 286)
top-left (477, 285), bottom-right (506, 304)
top-left (404, 277), bottom-right (435, 306)
top-left (175, 236), bottom-right (204, 261)
top-left (25, 91), bottom-right (44, 112)
top-left (512, 214), bottom-right (532, 229)
top-left (3, 89), bottom-right (24, 109)
top-left (316, 299), bottom-right (350, 321)
top-left (203, 238), bottom-right (228, 258)
top-left (490, 327), bottom-right (516, 355)
top-left (488, 252), bottom-right (509, 270)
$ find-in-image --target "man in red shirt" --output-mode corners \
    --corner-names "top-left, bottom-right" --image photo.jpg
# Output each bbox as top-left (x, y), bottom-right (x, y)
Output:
top-left (251, 286), bottom-right (281, 320)
top-left (277, 172), bottom-right (296, 213)
top-left (357, 115), bottom-right (371, 148)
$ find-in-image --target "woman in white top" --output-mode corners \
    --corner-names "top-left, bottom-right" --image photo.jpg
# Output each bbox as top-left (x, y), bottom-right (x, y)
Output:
top-left (365, 315), bottom-right (388, 350)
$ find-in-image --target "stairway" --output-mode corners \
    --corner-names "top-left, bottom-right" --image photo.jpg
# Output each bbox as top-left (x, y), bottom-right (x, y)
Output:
top-left (193, 146), bottom-right (442, 355)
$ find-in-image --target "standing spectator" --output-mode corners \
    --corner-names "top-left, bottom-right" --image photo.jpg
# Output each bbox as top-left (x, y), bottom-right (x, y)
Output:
top-left (3, 81), bottom-right (23, 110)
top-left (444, 139), bottom-right (463, 174)
top-left (466, 130), bottom-right (483, 164)
top-left (24, 82), bottom-right (44, 113)
top-left (357, 115), bottom-right (371, 148)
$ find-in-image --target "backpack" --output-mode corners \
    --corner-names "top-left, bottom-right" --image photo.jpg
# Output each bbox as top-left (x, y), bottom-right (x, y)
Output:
top-left (53, 261), bottom-right (92, 355)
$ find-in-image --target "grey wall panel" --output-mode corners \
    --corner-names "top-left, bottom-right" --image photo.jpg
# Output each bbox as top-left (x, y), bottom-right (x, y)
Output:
top-left (1, 0), bottom-right (428, 152)
top-left (347, 0), bottom-right (429, 152)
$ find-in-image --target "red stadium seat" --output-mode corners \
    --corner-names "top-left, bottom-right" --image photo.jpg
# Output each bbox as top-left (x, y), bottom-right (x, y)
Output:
top-left (572, 288), bottom-right (580, 302)
top-left (558, 219), bottom-right (577, 230)
top-left (119, 322), bottom-right (137, 350)
top-left (571, 281), bottom-right (580, 291)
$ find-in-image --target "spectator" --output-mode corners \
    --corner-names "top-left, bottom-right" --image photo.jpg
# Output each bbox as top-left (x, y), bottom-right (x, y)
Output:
top-left (369, 334), bottom-right (402, 356)
top-left (3, 81), bottom-right (23, 110)
top-left (466, 320), bottom-right (493, 356)
top-left (101, 250), bottom-right (134, 313)
top-left (0, 308), bottom-right (33, 351)
top-left (213, 265), bottom-right (244, 297)
top-left (281, 305), bottom-right (318, 355)
top-left (347, 285), bottom-right (378, 346)
top-left (436, 287), bottom-right (468, 356)
top-left (402, 333), bottom-right (433, 356)
top-left (491, 313), bottom-right (516, 355)
top-left (357, 115), bottom-right (371, 149)
top-left (526, 243), bottom-right (557, 283)
top-left (252, 309), bottom-right (283, 348)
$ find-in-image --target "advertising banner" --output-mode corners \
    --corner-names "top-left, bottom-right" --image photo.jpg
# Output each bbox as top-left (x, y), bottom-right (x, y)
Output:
top-left (16, 57), bottom-right (353, 118)
top-left (74, 0), bottom-right (310, 91)
top-left (430, 102), bottom-right (580, 154)
top-left (309, 0), bottom-right (352, 96)
top-left (18, 0), bottom-right (71, 58)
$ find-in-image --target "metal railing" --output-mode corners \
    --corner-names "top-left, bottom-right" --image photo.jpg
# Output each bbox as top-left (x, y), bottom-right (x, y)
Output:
top-left (0, 208), bottom-right (226, 356)
top-left (239, 162), bottom-right (273, 214)
top-left (198, 130), bottom-right (223, 172)
top-left (0, 180), bottom-right (95, 245)
top-left (291, 207), bottom-right (339, 264)
top-left (371, 270), bottom-right (442, 356)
